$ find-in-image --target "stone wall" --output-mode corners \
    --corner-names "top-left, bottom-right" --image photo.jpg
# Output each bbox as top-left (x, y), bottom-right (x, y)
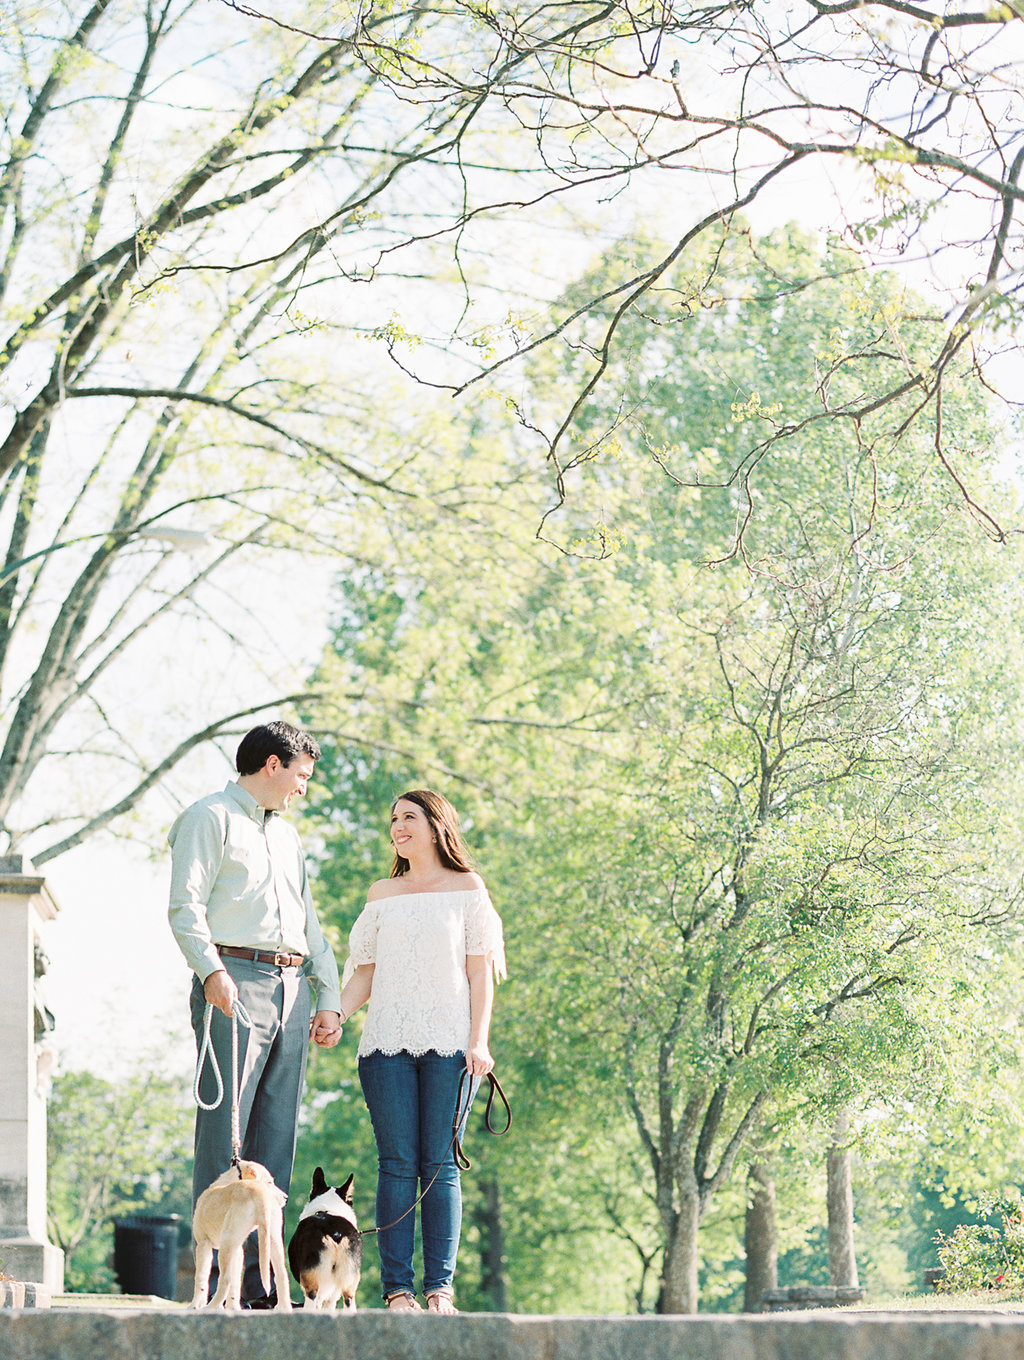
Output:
top-left (1, 1311), bottom-right (1023, 1360)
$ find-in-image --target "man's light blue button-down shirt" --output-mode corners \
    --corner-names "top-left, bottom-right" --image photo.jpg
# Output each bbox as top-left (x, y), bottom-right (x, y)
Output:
top-left (168, 780), bottom-right (341, 1012)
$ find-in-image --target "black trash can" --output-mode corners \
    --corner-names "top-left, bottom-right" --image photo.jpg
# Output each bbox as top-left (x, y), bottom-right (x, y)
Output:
top-left (113, 1214), bottom-right (182, 1299)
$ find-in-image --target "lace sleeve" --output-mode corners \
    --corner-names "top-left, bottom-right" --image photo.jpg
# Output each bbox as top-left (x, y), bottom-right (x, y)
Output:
top-left (465, 888), bottom-right (506, 982)
top-left (341, 901), bottom-right (378, 987)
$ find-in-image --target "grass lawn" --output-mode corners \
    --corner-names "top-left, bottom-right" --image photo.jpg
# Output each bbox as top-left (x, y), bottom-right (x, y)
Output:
top-left (849, 1291), bottom-right (1024, 1313)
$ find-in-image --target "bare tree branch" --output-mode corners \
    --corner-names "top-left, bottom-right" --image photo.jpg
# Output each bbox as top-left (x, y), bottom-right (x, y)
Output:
top-left (33, 693), bottom-right (323, 864)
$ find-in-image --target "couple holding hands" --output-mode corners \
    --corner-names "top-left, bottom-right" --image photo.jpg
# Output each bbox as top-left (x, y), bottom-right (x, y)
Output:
top-left (168, 720), bottom-right (505, 1313)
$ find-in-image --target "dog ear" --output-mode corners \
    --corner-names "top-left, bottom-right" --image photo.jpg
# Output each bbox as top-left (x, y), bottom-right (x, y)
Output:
top-left (312, 1167), bottom-right (329, 1197)
top-left (339, 1174), bottom-right (354, 1203)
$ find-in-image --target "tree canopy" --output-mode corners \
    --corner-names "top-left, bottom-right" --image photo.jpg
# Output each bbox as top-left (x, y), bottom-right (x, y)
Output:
top-left (2, 0), bottom-right (1021, 858)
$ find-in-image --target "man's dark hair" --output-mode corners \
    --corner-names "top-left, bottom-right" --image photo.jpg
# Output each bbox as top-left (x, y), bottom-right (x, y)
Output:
top-left (235, 721), bottom-right (321, 776)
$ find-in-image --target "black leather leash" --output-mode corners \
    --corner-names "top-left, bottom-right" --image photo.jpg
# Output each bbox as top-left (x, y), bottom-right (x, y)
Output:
top-left (360, 1070), bottom-right (512, 1238)
top-left (452, 1071), bottom-right (511, 1171)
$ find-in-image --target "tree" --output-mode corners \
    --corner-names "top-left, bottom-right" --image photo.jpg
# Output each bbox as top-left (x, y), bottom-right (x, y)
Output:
top-left (529, 549), bottom-right (1022, 1309)
top-left (209, 0), bottom-right (1024, 552)
top-left (526, 231), bottom-right (1024, 1309)
top-left (743, 1159), bottom-right (778, 1311)
top-left (46, 1068), bottom-right (192, 1291)
top-left (0, 0), bottom-right (493, 859)
top-left (827, 1110), bottom-right (859, 1288)
top-left (302, 227), bottom-right (1024, 1312)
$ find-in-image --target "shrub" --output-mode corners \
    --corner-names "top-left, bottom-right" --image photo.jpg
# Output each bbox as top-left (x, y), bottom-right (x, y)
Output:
top-left (934, 1196), bottom-right (1024, 1292)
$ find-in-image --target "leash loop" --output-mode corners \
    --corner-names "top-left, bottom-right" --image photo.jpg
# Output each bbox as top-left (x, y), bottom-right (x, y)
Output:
top-left (192, 1000), bottom-right (253, 1171)
top-left (452, 1071), bottom-right (511, 1171)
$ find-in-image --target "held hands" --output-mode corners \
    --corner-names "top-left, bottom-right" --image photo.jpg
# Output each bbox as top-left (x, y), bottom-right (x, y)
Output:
top-left (465, 1041), bottom-right (494, 1077)
top-left (205, 969), bottom-right (342, 1046)
top-left (310, 1010), bottom-right (342, 1048)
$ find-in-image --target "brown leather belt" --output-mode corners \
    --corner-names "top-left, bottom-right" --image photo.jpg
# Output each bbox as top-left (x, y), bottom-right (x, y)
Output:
top-left (218, 945), bottom-right (305, 968)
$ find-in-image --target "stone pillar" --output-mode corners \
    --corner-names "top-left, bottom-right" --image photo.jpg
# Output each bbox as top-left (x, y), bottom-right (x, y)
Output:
top-left (0, 856), bottom-right (64, 1290)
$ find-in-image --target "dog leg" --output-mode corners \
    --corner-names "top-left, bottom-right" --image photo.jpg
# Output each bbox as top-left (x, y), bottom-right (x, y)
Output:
top-left (191, 1241), bottom-right (214, 1310)
top-left (338, 1255), bottom-right (359, 1312)
top-left (269, 1229), bottom-right (292, 1310)
top-left (210, 1241), bottom-right (244, 1310)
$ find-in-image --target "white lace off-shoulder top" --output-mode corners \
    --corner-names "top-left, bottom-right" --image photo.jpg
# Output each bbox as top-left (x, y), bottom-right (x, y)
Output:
top-left (344, 885), bottom-right (506, 1058)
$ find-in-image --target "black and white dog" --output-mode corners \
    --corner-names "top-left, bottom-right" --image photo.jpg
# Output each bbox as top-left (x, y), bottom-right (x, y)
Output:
top-left (287, 1167), bottom-right (362, 1311)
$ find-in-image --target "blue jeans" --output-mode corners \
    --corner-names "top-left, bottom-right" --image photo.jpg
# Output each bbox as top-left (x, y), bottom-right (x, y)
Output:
top-left (358, 1050), bottom-right (474, 1299)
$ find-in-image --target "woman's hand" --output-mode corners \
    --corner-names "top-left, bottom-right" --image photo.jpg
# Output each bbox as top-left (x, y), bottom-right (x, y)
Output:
top-left (465, 1041), bottom-right (494, 1076)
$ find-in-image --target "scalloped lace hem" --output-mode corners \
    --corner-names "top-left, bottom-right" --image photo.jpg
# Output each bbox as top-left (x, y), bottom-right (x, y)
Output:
top-left (358, 1044), bottom-right (465, 1058)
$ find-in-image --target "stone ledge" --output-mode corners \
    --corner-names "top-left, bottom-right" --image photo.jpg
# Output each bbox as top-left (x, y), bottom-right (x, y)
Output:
top-left (52, 1294), bottom-right (173, 1310)
top-left (3, 1310), bottom-right (1024, 1360)
top-left (0, 1281), bottom-right (50, 1309)
top-left (763, 1285), bottom-right (867, 1310)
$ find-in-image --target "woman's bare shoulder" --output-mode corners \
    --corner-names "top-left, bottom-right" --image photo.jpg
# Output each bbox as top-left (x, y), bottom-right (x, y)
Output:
top-left (456, 870), bottom-right (487, 891)
top-left (365, 878), bottom-right (395, 902)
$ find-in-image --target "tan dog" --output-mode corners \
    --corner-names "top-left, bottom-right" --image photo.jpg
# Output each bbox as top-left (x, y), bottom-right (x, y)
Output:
top-left (191, 1160), bottom-right (292, 1311)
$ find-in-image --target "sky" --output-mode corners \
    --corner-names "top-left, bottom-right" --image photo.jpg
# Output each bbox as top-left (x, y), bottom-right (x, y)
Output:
top-left (45, 839), bottom-right (197, 1080)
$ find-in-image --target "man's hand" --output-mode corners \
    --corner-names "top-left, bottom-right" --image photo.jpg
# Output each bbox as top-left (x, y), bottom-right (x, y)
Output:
top-left (310, 1010), bottom-right (342, 1048)
top-left (204, 968), bottom-right (238, 1018)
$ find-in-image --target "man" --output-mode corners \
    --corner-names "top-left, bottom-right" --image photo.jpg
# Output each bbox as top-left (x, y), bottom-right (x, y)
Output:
top-left (169, 720), bottom-right (341, 1307)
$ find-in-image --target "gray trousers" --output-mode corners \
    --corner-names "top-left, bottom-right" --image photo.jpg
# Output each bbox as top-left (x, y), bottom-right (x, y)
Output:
top-left (190, 954), bottom-right (311, 1302)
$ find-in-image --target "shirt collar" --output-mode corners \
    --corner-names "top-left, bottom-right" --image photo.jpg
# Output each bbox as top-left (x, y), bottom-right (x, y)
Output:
top-left (224, 780), bottom-right (278, 824)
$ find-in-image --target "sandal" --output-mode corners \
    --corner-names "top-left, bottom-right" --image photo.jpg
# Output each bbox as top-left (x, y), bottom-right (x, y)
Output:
top-left (385, 1292), bottom-right (422, 1312)
top-left (425, 1290), bottom-right (458, 1315)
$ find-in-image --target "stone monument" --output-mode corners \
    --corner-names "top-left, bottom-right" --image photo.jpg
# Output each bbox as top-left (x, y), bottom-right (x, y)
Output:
top-left (0, 855), bottom-right (64, 1289)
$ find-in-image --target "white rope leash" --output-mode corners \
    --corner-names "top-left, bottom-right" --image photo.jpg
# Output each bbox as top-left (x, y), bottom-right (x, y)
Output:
top-left (193, 999), bottom-right (253, 1169)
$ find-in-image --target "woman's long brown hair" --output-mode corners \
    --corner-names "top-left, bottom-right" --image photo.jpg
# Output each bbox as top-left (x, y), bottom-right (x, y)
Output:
top-left (390, 789), bottom-right (475, 878)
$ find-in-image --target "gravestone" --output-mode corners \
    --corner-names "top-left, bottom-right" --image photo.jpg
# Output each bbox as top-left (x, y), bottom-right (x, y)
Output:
top-left (0, 855), bottom-right (64, 1290)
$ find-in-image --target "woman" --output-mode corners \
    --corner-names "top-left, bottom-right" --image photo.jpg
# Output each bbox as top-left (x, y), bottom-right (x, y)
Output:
top-left (336, 789), bottom-right (505, 1313)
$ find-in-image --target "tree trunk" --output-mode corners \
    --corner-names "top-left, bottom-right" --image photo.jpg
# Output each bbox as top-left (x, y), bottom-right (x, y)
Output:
top-left (743, 1160), bottom-right (778, 1311)
top-left (474, 1175), bottom-right (508, 1311)
top-left (658, 1189), bottom-right (700, 1313)
top-left (827, 1110), bottom-right (858, 1287)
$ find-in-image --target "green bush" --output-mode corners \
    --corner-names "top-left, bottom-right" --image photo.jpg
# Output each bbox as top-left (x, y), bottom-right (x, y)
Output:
top-left (935, 1196), bottom-right (1024, 1292)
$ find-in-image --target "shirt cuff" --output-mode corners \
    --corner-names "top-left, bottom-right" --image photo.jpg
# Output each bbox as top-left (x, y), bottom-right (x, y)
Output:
top-left (309, 979), bottom-right (342, 1013)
